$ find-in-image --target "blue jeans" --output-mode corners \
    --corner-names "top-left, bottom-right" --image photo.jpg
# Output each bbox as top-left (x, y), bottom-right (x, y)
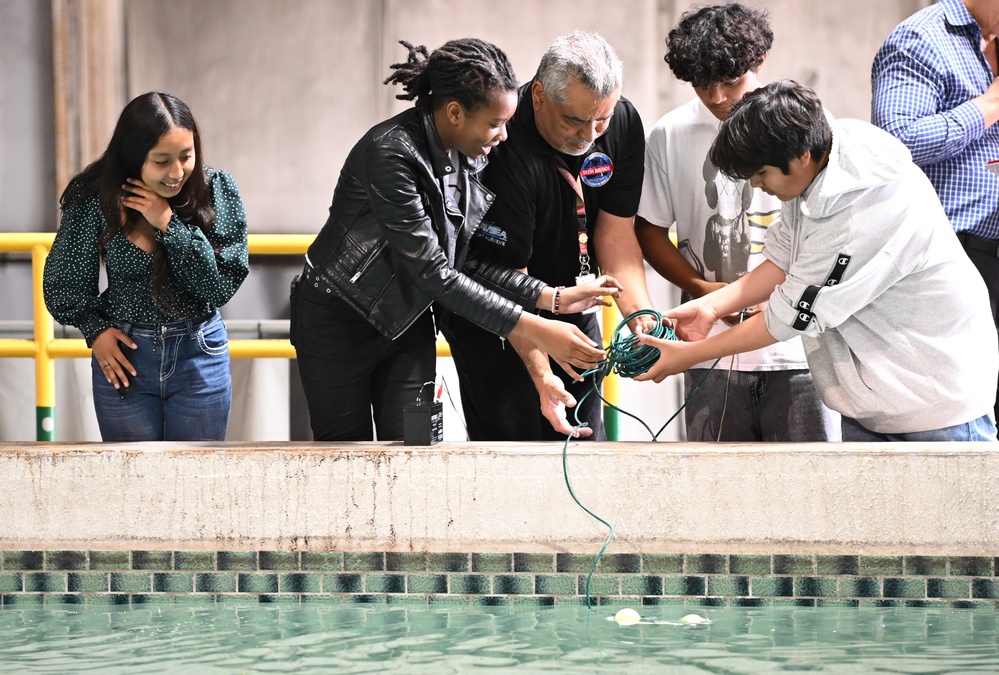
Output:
top-left (91, 311), bottom-right (232, 441)
top-left (842, 414), bottom-right (998, 442)
top-left (683, 368), bottom-right (841, 442)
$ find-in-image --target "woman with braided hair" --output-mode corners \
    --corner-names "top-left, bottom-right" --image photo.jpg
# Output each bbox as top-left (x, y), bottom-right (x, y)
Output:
top-left (293, 38), bottom-right (620, 441)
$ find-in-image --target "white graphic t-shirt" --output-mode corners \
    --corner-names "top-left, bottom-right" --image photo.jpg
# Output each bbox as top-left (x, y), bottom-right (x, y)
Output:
top-left (638, 97), bottom-right (808, 371)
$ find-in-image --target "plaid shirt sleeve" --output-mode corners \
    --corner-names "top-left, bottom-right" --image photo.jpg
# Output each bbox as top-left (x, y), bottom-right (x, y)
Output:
top-left (871, 0), bottom-right (999, 238)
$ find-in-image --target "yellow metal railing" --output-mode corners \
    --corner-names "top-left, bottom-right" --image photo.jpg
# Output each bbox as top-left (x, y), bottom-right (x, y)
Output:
top-left (0, 232), bottom-right (620, 440)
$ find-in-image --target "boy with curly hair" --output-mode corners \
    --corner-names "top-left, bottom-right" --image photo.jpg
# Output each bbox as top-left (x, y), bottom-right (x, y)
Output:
top-left (636, 3), bottom-right (838, 441)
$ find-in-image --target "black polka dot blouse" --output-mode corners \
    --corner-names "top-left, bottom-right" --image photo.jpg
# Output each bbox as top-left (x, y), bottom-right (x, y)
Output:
top-left (43, 168), bottom-right (250, 346)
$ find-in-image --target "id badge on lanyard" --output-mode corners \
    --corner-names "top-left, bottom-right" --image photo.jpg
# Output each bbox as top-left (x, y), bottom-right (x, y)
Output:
top-left (557, 164), bottom-right (599, 314)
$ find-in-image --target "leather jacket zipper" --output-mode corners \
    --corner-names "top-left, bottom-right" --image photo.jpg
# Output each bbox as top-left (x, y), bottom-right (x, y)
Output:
top-left (349, 240), bottom-right (387, 283)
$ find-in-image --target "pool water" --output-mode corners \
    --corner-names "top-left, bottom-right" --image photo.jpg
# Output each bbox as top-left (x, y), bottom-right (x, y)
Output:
top-left (0, 603), bottom-right (997, 673)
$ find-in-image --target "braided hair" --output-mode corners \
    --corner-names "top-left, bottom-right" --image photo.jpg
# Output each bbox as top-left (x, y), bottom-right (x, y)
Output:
top-left (384, 38), bottom-right (517, 112)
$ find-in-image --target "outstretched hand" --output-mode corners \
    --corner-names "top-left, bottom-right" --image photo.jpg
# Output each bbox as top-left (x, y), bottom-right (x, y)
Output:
top-left (631, 333), bottom-right (693, 384)
top-left (537, 372), bottom-right (593, 437)
top-left (526, 318), bottom-right (606, 371)
top-left (557, 274), bottom-right (621, 314)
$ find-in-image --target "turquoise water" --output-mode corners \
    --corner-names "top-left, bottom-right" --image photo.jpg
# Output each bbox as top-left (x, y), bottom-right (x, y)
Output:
top-left (0, 603), bottom-right (997, 673)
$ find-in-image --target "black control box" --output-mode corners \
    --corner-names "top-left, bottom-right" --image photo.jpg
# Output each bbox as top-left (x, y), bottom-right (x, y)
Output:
top-left (403, 402), bottom-right (443, 446)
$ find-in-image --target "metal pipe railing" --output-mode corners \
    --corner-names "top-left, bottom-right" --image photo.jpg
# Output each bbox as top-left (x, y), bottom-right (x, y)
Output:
top-left (0, 232), bottom-right (620, 440)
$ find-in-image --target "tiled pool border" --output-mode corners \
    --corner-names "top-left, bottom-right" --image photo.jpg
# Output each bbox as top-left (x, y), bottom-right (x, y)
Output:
top-left (1, 550), bottom-right (997, 608)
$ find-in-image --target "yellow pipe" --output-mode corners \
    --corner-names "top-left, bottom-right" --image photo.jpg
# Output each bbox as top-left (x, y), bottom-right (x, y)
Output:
top-left (0, 339), bottom-right (38, 358)
top-left (0, 233), bottom-right (318, 256)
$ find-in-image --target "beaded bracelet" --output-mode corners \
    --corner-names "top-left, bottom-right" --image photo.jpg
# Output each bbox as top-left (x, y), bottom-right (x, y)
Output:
top-left (552, 285), bottom-right (565, 315)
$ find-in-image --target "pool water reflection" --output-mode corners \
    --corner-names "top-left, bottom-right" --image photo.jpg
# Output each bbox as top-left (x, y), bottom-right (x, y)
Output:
top-left (0, 602), bottom-right (997, 673)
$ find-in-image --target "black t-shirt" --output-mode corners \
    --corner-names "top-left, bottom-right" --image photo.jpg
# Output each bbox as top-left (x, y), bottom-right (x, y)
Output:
top-left (473, 81), bottom-right (645, 288)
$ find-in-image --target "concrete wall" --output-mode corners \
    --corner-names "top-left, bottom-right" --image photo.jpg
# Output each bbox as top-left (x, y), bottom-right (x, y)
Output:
top-left (2, 441), bottom-right (995, 555)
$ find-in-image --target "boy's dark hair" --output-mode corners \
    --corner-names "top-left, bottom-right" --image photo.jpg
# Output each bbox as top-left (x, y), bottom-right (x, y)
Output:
top-left (710, 79), bottom-right (832, 178)
top-left (384, 38), bottom-right (517, 112)
top-left (665, 3), bottom-right (773, 87)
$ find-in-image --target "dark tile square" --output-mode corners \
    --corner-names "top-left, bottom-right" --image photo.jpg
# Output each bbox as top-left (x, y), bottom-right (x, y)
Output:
top-left (751, 577), bottom-right (793, 597)
top-left (450, 574), bottom-right (491, 595)
top-left (730, 555), bottom-right (771, 575)
top-left (365, 574), bottom-right (405, 594)
top-left (577, 574), bottom-right (618, 596)
top-left (218, 551), bottom-right (257, 572)
top-left (686, 554), bottom-right (727, 575)
top-left (905, 556), bottom-right (947, 576)
top-left (883, 577), bottom-right (926, 599)
top-left (344, 552), bottom-right (384, 572)
top-left (494, 575), bottom-right (533, 595)
top-left (133, 551), bottom-right (172, 571)
top-left (386, 552), bottom-right (425, 572)
top-left (427, 553), bottom-right (468, 573)
top-left (259, 551), bottom-right (298, 571)
top-left (110, 573), bottom-right (151, 593)
top-left (3, 551), bottom-right (44, 571)
top-left (950, 557), bottom-right (993, 577)
top-left (794, 577), bottom-right (836, 597)
top-left (472, 553), bottom-right (512, 573)
top-left (971, 578), bottom-right (999, 600)
top-left (280, 573), bottom-right (321, 594)
top-left (89, 551), bottom-right (130, 570)
top-left (535, 574), bottom-right (576, 595)
top-left (621, 575), bottom-right (663, 597)
top-left (662, 575), bottom-right (705, 596)
top-left (595, 554), bottom-right (640, 574)
top-left (707, 576), bottom-right (749, 597)
top-left (238, 574), bottom-right (279, 594)
top-left (516, 553), bottom-right (555, 573)
top-left (24, 572), bottom-right (65, 593)
top-left (817, 556), bottom-right (859, 575)
top-left (928, 578), bottom-right (970, 599)
top-left (175, 552), bottom-right (215, 571)
top-left (774, 555), bottom-right (814, 575)
top-left (323, 573), bottom-right (362, 594)
top-left (407, 574), bottom-right (447, 594)
top-left (195, 573), bottom-right (236, 593)
top-left (839, 577), bottom-right (881, 598)
top-left (67, 573), bottom-right (108, 593)
top-left (45, 551), bottom-right (87, 571)
top-left (301, 552), bottom-right (343, 572)
top-left (643, 554), bottom-right (683, 574)
top-left (859, 556), bottom-right (902, 576)
top-left (2, 594), bottom-right (43, 607)
top-left (0, 573), bottom-right (23, 593)
top-left (153, 573), bottom-right (194, 593)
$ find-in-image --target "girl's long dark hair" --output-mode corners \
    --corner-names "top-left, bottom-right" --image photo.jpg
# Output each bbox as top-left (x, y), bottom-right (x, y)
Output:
top-left (383, 38), bottom-right (517, 112)
top-left (60, 92), bottom-right (214, 317)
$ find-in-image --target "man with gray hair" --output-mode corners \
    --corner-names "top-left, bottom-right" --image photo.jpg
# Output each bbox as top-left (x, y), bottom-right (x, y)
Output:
top-left (442, 31), bottom-right (652, 440)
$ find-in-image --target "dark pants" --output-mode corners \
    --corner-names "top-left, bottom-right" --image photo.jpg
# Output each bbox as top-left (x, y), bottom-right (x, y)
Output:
top-left (292, 282), bottom-right (435, 441)
top-left (958, 233), bottom-right (999, 423)
top-left (442, 313), bottom-right (606, 441)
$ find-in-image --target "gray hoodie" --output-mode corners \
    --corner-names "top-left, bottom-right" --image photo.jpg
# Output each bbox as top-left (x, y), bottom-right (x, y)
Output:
top-left (762, 118), bottom-right (997, 433)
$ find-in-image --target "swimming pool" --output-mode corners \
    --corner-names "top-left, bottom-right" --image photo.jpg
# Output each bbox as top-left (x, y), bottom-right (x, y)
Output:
top-left (1, 603), bottom-right (997, 673)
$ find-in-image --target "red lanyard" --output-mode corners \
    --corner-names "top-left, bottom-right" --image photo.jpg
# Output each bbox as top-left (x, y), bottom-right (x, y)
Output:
top-left (555, 164), bottom-right (591, 275)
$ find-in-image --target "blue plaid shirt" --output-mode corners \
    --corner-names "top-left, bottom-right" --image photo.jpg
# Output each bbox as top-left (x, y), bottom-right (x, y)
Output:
top-left (872, 0), bottom-right (999, 239)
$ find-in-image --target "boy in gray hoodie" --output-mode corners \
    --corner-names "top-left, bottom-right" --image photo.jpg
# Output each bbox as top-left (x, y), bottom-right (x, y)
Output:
top-left (636, 80), bottom-right (998, 442)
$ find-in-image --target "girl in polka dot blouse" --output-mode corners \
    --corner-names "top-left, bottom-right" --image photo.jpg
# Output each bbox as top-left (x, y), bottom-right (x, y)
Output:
top-left (43, 92), bottom-right (249, 441)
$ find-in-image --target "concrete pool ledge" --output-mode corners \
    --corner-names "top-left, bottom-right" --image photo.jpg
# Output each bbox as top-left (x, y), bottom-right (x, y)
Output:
top-left (0, 441), bottom-right (997, 556)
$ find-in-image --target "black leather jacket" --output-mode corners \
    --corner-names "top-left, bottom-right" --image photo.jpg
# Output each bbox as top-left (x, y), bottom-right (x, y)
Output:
top-left (306, 107), bottom-right (545, 340)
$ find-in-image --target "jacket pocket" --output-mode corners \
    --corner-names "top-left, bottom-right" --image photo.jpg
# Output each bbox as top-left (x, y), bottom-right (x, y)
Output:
top-left (350, 239), bottom-right (388, 283)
